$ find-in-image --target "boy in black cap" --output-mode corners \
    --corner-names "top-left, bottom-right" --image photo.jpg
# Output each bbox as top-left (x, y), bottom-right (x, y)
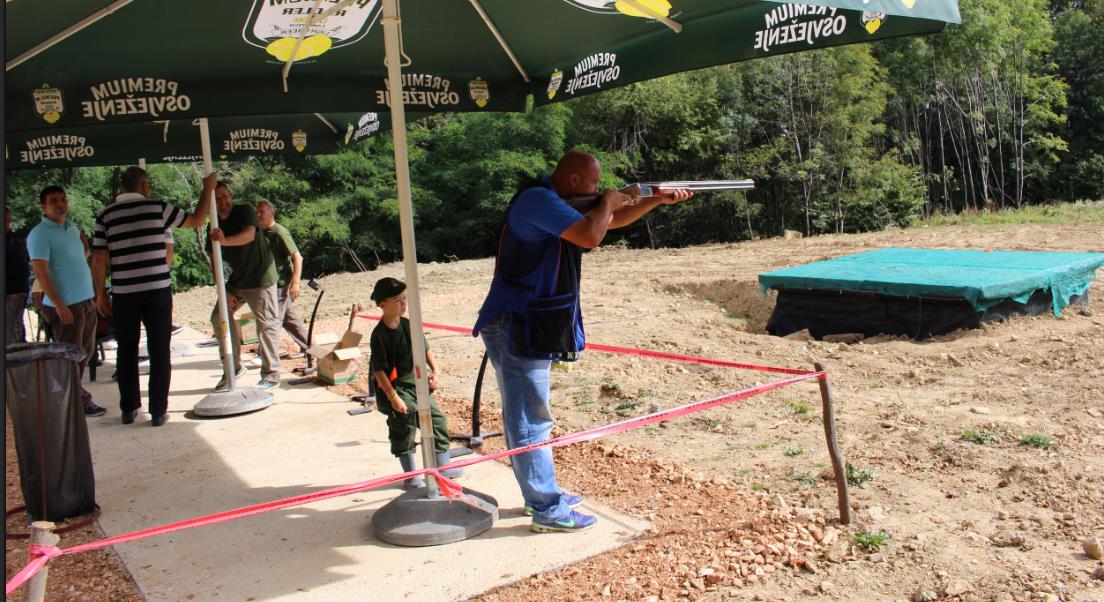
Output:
top-left (368, 277), bottom-right (462, 489)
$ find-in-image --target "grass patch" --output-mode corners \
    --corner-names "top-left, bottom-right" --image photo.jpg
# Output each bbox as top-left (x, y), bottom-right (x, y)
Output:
top-left (868, 380), bottom-right (884, 389)
top-left (962, 430), bottom-right (1000, 445)
top-left (750, 482), bottom-right (766, 492)
top-left (914, 201), bottom-right (1104, 227)
top-left (846, 462), bottom-right (878, 488)
top-left (791, 472), bottom-right (818, 486)
top-left (852, 531), bottom-right (890, 551)
top-left (611, 399), bottom-right (641, 417)
top-left (1019, 434), bottom-right (1054, 449)
top-left (755, 442), bottom-right (770, 450)
top-left (787, 400), bottom-right (812, 420)
top-left (784, 447), bottom-right (805, 457)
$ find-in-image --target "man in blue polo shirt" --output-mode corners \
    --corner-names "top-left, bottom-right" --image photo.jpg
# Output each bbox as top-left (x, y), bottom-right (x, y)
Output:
top-left (473, 150), bottom-right (692, 533)
top-left (27, 185), bottom-right (106, 417)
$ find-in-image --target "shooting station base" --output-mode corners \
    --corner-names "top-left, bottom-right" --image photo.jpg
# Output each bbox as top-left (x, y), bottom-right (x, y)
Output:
top-left (192, 387), bottom-right (275, 417)
top-left (372, 487), bottom-right (498, 547)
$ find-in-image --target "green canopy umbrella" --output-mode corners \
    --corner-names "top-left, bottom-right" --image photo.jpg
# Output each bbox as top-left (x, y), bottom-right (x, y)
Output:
top-left (4, 111), bottom-right (391, 169)
top-left (6, 0), bottom-right (958, 132)
top-left (4, 0), bottom-right (961, 507)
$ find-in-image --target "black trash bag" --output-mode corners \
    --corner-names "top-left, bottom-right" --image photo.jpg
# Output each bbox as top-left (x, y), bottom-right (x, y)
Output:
top-left (5, 342), bottom-right (97, 522)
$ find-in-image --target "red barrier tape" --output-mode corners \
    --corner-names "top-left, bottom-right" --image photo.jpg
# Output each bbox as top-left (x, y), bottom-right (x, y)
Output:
top-left (6, 316), bottom-right (823, 595)
top-left (352, 313), bottom-right (817, 376)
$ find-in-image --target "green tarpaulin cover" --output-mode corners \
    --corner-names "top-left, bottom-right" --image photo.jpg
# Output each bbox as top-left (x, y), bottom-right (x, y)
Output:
top-left (758, 248), bottom-right (1104, 315)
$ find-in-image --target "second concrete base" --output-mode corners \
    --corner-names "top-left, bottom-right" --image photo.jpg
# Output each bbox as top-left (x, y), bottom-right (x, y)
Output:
top-left (373, 487), bottom-right (498, 547)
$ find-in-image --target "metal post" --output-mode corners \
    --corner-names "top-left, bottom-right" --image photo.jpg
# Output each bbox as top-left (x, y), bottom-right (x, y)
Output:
top-left (814, 360), bottom-right (851, 525)
top-left (26, 521), bottom-right (59, 602)
top-left (199, 118), bottom-right (236, 390)
top-left (137, 158), bottom-right (146, 169)
top-left (382, 0), bottom-right (438, 497)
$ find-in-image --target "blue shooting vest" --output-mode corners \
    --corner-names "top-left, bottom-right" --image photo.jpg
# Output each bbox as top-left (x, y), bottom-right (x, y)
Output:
top-left (472, 181), bottom-right (585, 361)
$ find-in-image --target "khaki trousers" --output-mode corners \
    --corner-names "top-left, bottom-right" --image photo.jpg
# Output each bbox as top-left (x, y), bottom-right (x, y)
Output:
top-left (210, 285), bottom-right (282, 383)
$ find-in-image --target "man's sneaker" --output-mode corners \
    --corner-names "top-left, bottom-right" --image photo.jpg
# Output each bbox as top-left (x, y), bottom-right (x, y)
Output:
top-left (523, 493), bottom-right (583, 517)
top-left (83, 402), bottom-right (107, 417)
top-left (530, 509), bottom-right (598, 534)
top-left (214, 367), bottom-right (248, 391)
top-left (170, 324), bottom-right (185, 336)
top-left (257, 379), bottom-right (280, 391)
top-left (102, 339), bottom-right (118, 350)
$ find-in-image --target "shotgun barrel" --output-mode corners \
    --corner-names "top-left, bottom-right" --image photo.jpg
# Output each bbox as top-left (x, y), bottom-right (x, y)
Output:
top-left (633, 179), bottom-right (755, 196)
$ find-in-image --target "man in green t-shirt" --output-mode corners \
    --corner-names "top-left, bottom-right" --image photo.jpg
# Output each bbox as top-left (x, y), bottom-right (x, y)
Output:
top-left (207, 182), bottom-right (282, 391)
top-left (255, 201), bottom-right (309, 357)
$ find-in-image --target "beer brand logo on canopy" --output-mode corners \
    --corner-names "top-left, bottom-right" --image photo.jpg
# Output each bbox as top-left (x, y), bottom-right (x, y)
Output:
top-left (223, 128), bottom-right (285, 153)
top-left (375, 74), bottom-right (460, 109)
top-left (79, 78), bottom-right (192, 122)
top-left (32, 85), bottom-right (64, 125)
top-left (19, 135), bottom-right (95, 166)
top-left (862, 12), bottom-right (888, 34)
top-left (547, 69), bottom-right (564, 100)
top-left (346, 111), bottom-right (380, 144)
top-left (243, 0), bottom-right (381, 63)
top-left (292, 129), bottom-right (308, 152)
top-left (468, 78), bottom-right (490, 108)
top-left (562, 53), bottom-right (622, 98)
top-left (753, 4), bottom-right (851, 54)
top-left (561, 0), bottom-right (673, 18)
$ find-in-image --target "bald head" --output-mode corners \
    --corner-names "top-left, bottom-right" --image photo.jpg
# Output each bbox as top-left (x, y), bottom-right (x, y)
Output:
top-left (551, 150), bottom-right (600, 198)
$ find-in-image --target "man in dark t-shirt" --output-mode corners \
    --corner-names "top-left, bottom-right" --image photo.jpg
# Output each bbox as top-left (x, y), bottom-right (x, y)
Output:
top-left (207, 182), bottom-right (281, 391)
top-left (256, 200), bottom-right (309, 356)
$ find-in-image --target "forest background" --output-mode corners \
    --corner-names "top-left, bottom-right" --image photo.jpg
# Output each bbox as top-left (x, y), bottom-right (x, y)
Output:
top-left (5, 0), bottom-right (1102, 292)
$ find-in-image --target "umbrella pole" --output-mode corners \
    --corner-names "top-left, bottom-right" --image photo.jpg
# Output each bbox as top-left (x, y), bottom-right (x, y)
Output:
top-left (381, 0), bottom-right (438, 498)
top-left (198, 118), bottom-right (236, 390)
top-left (371, 1), bottom-right (500, 547)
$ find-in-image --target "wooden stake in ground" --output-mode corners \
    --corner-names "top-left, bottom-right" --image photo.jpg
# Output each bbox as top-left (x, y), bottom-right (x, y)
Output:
top-left (815, 360), bottom-right (851, 525)
top-left (27, 521), bottom-right (59, 602)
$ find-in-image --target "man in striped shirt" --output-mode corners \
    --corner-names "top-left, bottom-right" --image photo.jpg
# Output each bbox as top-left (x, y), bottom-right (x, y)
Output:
top-left (92, 167), bottom-right (215, 427)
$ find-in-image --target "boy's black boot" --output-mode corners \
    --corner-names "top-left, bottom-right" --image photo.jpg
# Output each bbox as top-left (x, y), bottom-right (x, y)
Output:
top-left (435, 452), bottom-right (464, 479)
top-left (398, 453), bottom-right (426, 490)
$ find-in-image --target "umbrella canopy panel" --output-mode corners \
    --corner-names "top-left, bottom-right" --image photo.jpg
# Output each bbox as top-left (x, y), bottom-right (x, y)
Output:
top-left (4, 111), bottom-right (392, 170)
top-left (5, 0), bottom-right (960, 133)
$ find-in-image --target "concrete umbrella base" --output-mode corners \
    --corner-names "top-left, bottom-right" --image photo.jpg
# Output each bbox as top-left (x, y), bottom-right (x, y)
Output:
top-left (372, 487), bottom-right (498, 547)
top-left (192, 388), bottom-right (274, 417)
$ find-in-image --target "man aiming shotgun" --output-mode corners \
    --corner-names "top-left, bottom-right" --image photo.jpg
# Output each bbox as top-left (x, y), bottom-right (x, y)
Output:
top-left (472, 150), bottom-right (699, 533)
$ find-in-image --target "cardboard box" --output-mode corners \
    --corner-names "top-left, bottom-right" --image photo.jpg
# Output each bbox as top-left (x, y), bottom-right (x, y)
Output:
top-left (238, 311), bottom-right (258, 344)
top-left (307, 330), bottom-right (363, 385)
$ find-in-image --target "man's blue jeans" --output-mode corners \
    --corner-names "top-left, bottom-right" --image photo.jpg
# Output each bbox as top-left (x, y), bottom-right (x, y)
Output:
top-left (480, 320), bottom-right (571, 522)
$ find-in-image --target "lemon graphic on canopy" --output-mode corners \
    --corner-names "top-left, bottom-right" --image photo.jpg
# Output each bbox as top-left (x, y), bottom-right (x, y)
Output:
top-left (42, 112), bottom-right (61, 124)
top-left (613, 0), bottom-right (671, 18)
top-left (265, 34), bottom-right (333, 62)
top-left (901, 0), bottom-right (917, 8)
top-left (862, 12), bottom-right (886, 34)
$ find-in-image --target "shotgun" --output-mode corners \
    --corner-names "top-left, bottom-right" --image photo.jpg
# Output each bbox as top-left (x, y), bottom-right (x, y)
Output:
top-left (566, 179), bottom-right (755, 211)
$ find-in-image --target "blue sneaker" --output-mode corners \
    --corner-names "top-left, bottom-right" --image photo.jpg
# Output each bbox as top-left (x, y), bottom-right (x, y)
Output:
top-left (257, 379), bottom-right (280, 391)
top-left (523, 493), bottom-right (583, 517)
top-left (530, 509), bottom-right (597, 534)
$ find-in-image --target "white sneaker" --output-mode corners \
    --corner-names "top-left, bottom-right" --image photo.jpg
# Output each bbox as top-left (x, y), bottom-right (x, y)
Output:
top-left (103, 340), bottom-right (119, 350)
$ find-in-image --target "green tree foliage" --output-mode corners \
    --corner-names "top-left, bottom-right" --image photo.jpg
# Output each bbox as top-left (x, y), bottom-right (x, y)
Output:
top-left (1052, 0), bottom-right (1104, 199)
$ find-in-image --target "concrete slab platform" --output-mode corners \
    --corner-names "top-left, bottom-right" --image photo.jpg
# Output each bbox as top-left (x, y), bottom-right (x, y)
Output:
top-left (82, 327), bottom-right (649, 601)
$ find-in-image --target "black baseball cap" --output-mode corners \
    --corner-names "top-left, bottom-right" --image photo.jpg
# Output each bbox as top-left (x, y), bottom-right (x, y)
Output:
top-left (371, 277), bottom-right (407, 303)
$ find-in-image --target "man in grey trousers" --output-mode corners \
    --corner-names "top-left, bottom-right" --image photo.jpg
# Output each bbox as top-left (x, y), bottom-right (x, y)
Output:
top-left (207, 182), bottom-right (282, 391)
